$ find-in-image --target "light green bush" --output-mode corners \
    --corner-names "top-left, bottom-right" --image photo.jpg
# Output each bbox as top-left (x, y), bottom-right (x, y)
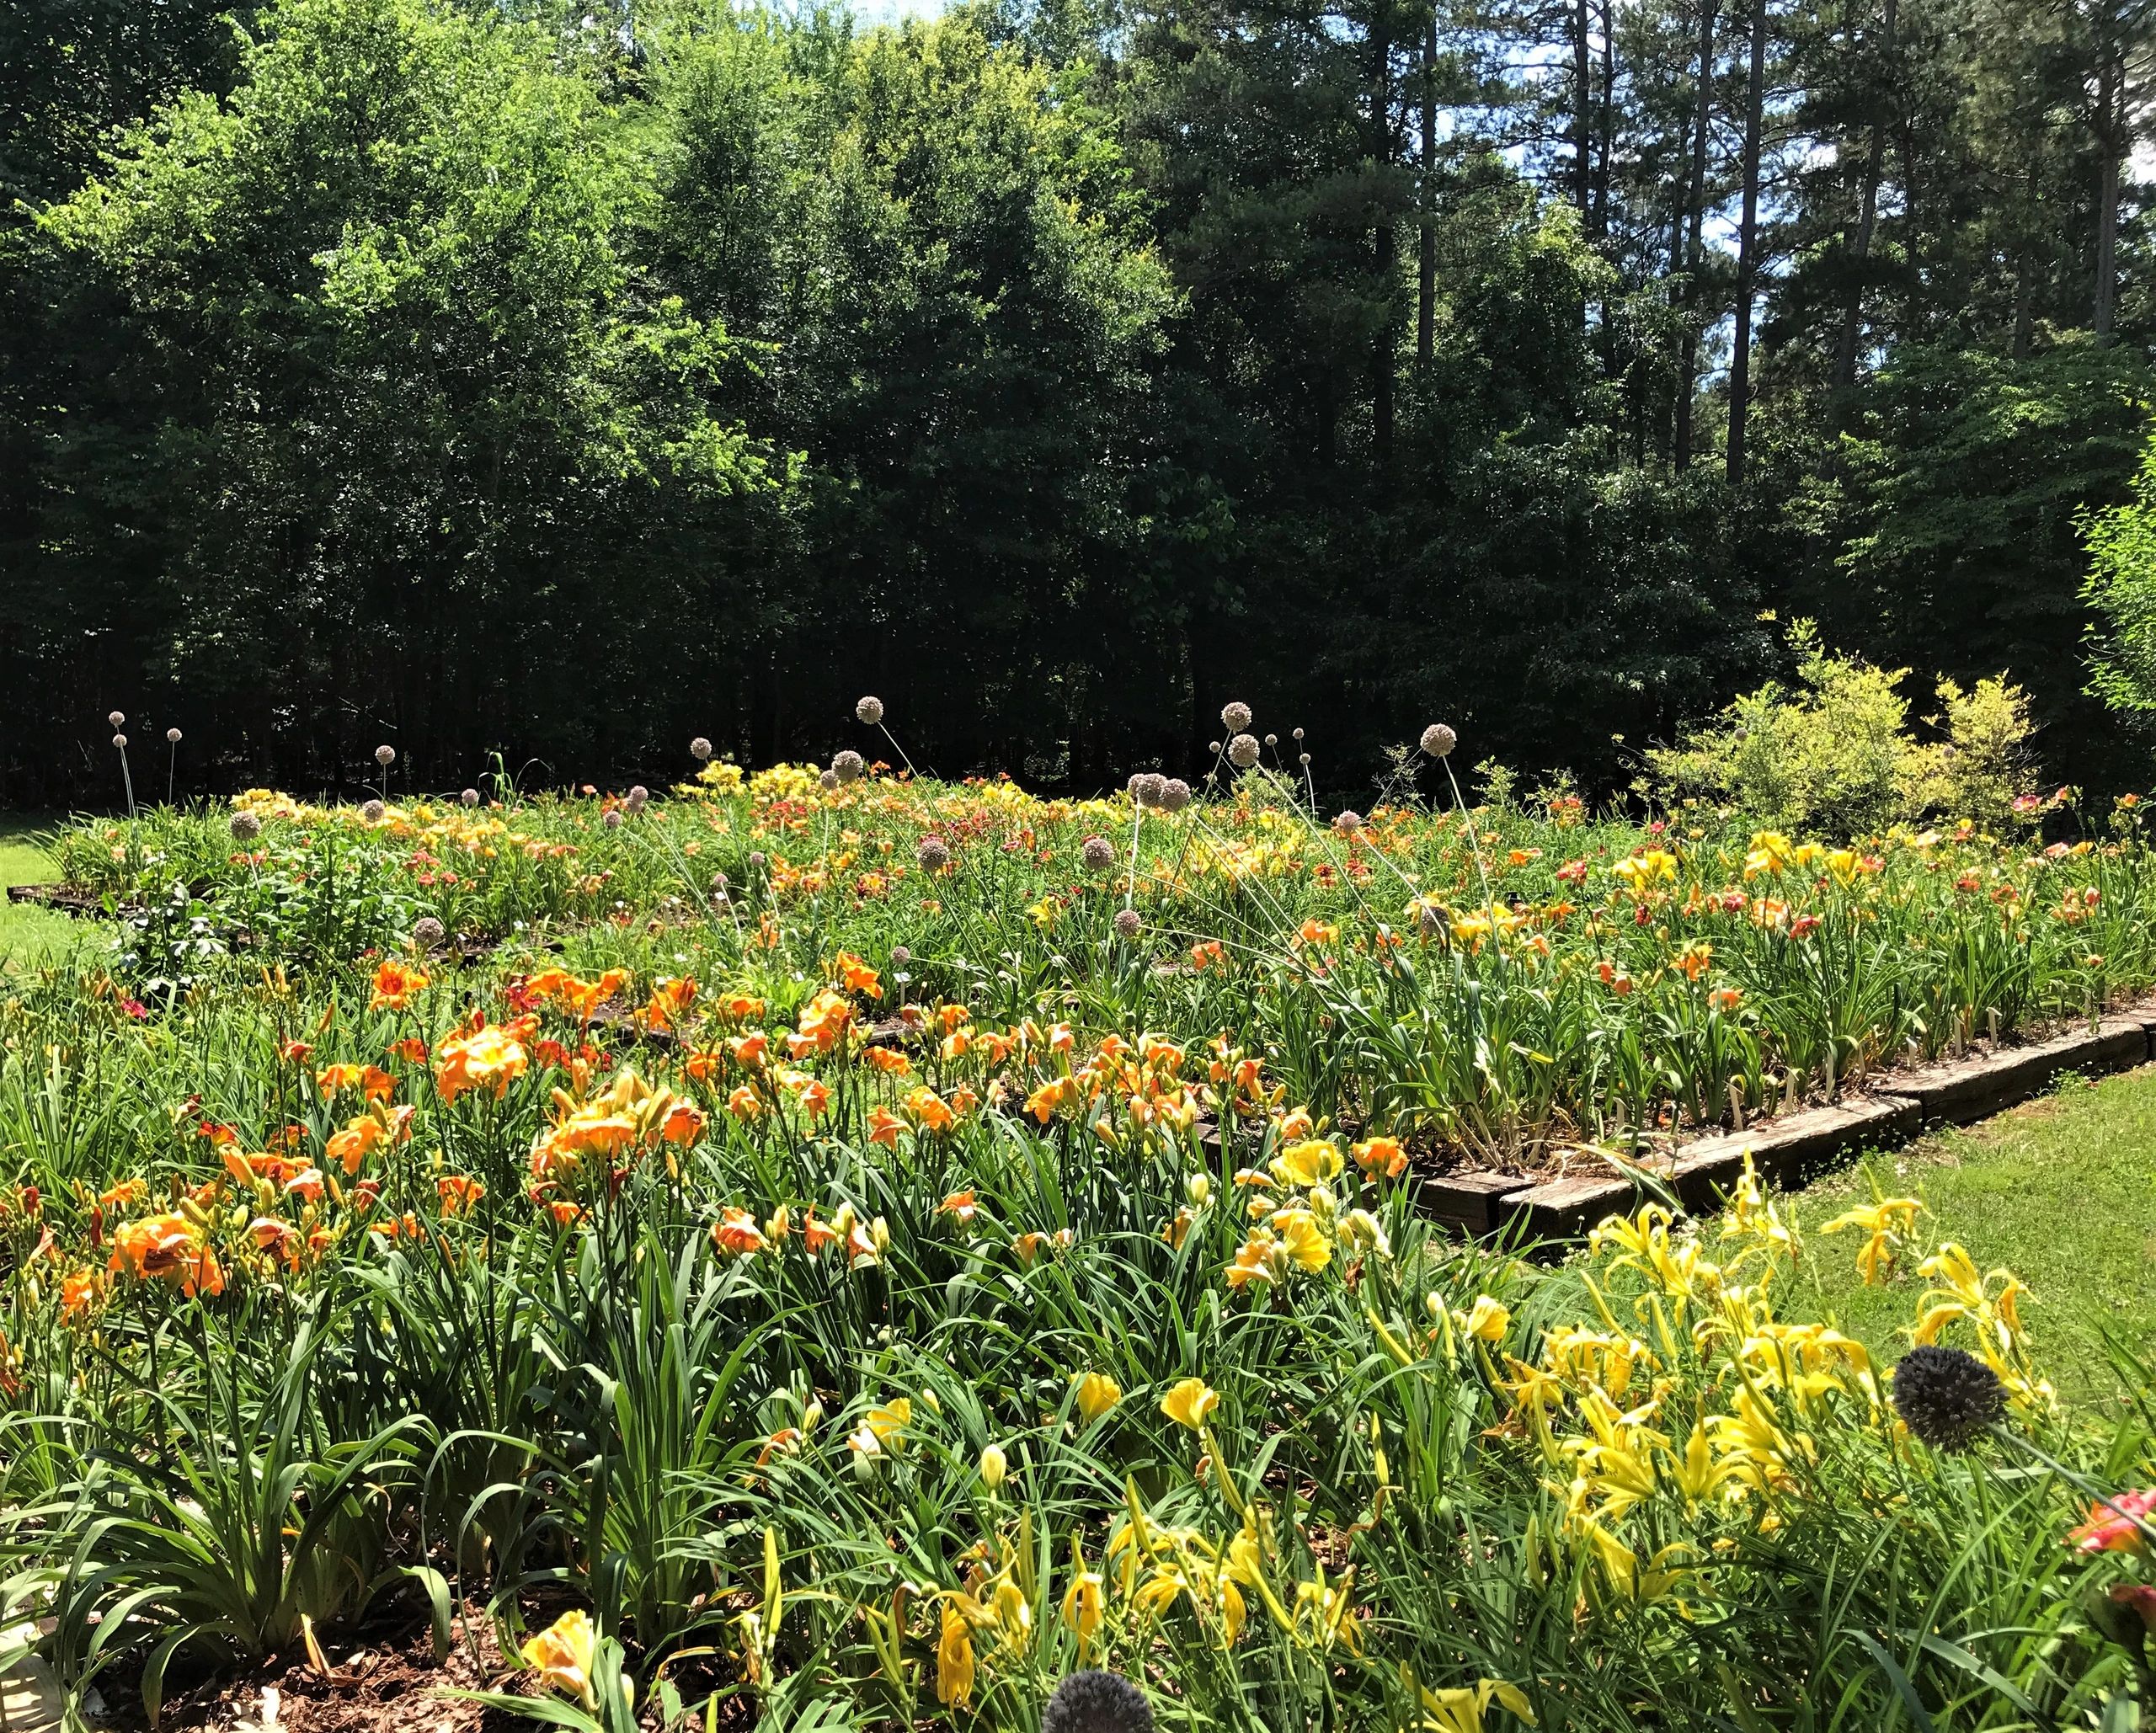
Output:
top-left (1646, 620), bottom-right (2036, 835)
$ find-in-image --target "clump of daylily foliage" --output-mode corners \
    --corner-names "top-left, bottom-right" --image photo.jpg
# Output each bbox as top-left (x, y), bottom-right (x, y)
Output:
top-left (0, 707), bottom-right (2153, 1730)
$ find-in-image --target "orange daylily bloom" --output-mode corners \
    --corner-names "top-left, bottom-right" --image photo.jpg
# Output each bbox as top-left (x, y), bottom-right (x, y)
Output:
top-left (370, 959), bottom-right (430, 1011)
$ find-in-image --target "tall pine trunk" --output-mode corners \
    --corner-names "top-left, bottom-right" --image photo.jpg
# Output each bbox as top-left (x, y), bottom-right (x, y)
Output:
top-left (1726, 0), bottom-right (1766, 485)
top-left (2095, 48), bottom-right (2121, 339)
top-left (1832, 0), bottom-right (1892, 421)
top-left (1676, 0), bottom-right (1716, 469)
top-left (1573, 0), bottom-right (1593, 215)
top-left (1372, 0), bottom-right (1395, 466)
top-left (1418, 14), bottom-right (1437, 363)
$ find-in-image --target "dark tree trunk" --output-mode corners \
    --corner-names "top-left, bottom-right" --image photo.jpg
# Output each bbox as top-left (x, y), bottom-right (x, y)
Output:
top-left (2095, 49), bottom-right (2121, 339)
top-left (1573, 0), bottom-right (1593, 215)
top-left (1676, 0), bottom-right (1716, 469)
top-left (1418, 15), bottom-right (1436, 363)
top-left (1372, 0), bottom-right (1395, 466)
top-left (1832, 0), bottom-right (1892, 421)
top-left (1726, 0), bottom-right (1766, 486)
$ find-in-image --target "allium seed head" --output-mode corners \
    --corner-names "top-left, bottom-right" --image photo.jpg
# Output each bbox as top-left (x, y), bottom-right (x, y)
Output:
top-left (819, 769), bottom-right (840, 792)
top-left (412, 915), bottom-right (446, 949)
top-left (1416, 903), bottom-right (1441, 937)
top-left (1208, 741), bottom-right (1222, 755)
top-left (111, 733), bottom-right (127, 749)
top-left (749, 851), bottom-right (767, 870)
top-left (1293, 728), bottom-right (1305, 742)
top-left (1420, 723), bottom-right (1457, 759)
top-left (166, 728), bottom-right (182, 744)
top-left (1133, 772), bottom-right (1167, 808)
top-left (376, 744), bottom-right (397, 767)
top-left (833, 749), bottom-right (866, 785)
top-left (1892, 1345), bottom-right (2005, 1453)
top-left (1227, 733), bottom-right (1260, 770)
top-left (109, 711), bottom-right (125, 729)
top-left (461, 787), bottom-right (480, 808)
top-left (1043, 1670), bottom-right (1155, 1733)
top-left (603, 808), bottom-right (623, 829)
top-left (710, 870), bottom-right (728, 892)
top-left (627, 785), bottom-right (649, 809)
top-left (1220, 701), bottom-right (1252, 733)
top-left (361, 799), bottom-right (387, 824)
top-left (1081, 835), bottom-right (1116, 872)
top-left (1113, 909), bottom-right (1142, 939)
top-left (230, 811), bottom-right (262, 842)
top-left (1299, 753), bottom-right (1311, 766)
top-left (1263, 733), bottom-right (1277, 748)
top-left (891, 945), bottom-right (910, 964)
top-left (917, 835), bottom-right (952, 872)
top-left (1333, 810), bottom-right (1364, 834)
top-left (690, 736), bottom-right (714, 762)
top-left (1161, 778), bottom-right (1192, 813)
top-left (856, 696), bottom-right (885, 726)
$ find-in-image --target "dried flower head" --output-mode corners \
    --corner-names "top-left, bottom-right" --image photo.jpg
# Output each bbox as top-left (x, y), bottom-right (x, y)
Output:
top-left (1334, 810), bottom-right (1364, 834)
top-left (1131, 772), bottom-right (1167, 808)
top-left (461, 787), bottom-right (480, 808)
top-left (1161, 778), bottom-right (1192, 813)
top-left (112, 733), bottom-right (127, 749)
top-left (749, 851), bottom-right (767, 870)
top-left (917, 835), bottom-right (952, 872)
top-left (710, 870), bottom-right (729, 892)
top-left (1208, 740), bottom-right (1222, 755)
top-left (376, 744), bottom-right (397, 767)
top-left (1263, 733), bottom-right (1278, 748)
top-left (891, 945), bottom-right (910, 964)
top-left (603, 809), bottom-right (623, 829)
top-left (690, 736), bottom-right (714, 762)
top-left (1227, 733), bottom-right (1260, 770)
top-left (166, 728), bottom-right (183, 744)
top-left (819, 769), bottom-right (840, 792)
top-left (1220, 701), bottom-right (1252, 733)
top-left (1420, 723), bottom-right (1457, 759)
top-left (1292, 727), bottom-right (1305, 742)
top-left (1299, 753), bottom-right (1311, 766)
top-left (360, 798), bottom-right (387, 824)
top-left (108, 711), bottom-right (125, 729)
top-left (230, 811), bottom-right (262, 843)
top-left (1416, 902), bottom-right (1441, 938)
top-left (833, 749), bottom-right (866, 785)
top-left (1081, 835), bottom-right (1116, 872)
top-left (1892, 1345), bottom-right (2004, 1452)
top-left (1113, 909), bottom-right (1142, 939)
top-left (627, 785), bottom-right (649, 810)
top-left (857, 696), bottom-right (885, 726)
top-left (412, 915), bottom-right (446, 949)
top-left (1043, 1671), bottom-right (1154, 1733)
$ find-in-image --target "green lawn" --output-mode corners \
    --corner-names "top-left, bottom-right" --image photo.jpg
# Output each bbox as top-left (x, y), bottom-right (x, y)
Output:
top-left (1765, 1065), bottom-right (2156, 1407)
top-left (0, 816), bottom-right (89, 966)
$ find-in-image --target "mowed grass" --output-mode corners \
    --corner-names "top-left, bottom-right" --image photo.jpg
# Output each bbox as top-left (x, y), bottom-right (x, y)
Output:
top-left (1764, 1064), bottom-right (2156, 1406)
top-left (0, 814), bottom-right (90, 965)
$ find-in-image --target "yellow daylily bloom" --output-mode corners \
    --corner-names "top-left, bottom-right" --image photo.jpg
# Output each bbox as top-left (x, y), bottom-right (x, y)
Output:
top-left (1161, 1378), bottom-right (1219, 1431)
top-left (1074, 1370), bottom-right (1123, 1423)
top-left (520, 1609), bottom-right (598, 1707)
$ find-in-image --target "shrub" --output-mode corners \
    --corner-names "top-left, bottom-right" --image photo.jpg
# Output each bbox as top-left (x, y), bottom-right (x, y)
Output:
top-left (1646, 620), bottom-right (2036, 835)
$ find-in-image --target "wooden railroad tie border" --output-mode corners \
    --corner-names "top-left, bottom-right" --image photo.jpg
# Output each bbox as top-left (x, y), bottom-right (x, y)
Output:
top-left (1418, 1009), bottom-right (2156, 1245)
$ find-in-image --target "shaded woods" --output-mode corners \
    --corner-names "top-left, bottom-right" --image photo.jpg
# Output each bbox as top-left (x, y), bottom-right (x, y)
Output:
top-left (3, 0), bottom-right (2155, 802)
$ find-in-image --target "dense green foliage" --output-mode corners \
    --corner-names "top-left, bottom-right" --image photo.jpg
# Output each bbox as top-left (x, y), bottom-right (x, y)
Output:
top-left (5, 0), bottom-right (2156, 801)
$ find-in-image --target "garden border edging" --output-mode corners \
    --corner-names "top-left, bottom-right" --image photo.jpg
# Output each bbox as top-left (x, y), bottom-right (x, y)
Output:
top-left (1418, 1008), bottom-right (2156, 1245)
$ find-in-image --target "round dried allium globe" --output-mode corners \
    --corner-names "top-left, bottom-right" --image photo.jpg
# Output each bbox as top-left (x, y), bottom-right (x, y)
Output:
top-left (1043, 1670), bottom-right (1154, 1733)
top-left (1161, 778), bottom-right (1192, 813)
top-left (604, 808), bottom-right (623, 829)
top-left (230, 811), bottom-right (262, 842)
top-left (111, 733), bottom-right (127, 749)
top-left (1226, 733), bottom-right (1260, 769)
top-left (891, 945), bottom-right (910, 964)
top-left (108, 710), bottom-right (125, 729)
top-left (710, 870), bottom-right (729, 893)
top-left (1081, 835), bottom-right (1116, 872)
top-left (1208, 741), bottom-right (1222, 755)
top-left (1292, 727), bottom-right (1305, 742)
top-left (916, 835), bottom-right (952, 871)
top-left (1219, 701), bottom-right (1252, 733)
top-left (360, 798), bottom-right (386, 823)
top-left (376, 744), bottom-right (396, 767)
top-left (856, 696), bottom-right (885, 726)
top-left (1299, 753), bottom-right (1311, 766)
top-left (461, 787), bottom-right (480, 808)
top-left (1263, 733), bottom-right (1278, 748)
top-left (819, 769), bottom-right (840, 792)
top-left (627, 785), bottom-right (648, 809)
top-left (1891, 1344), bottom-right (2005, 1453)
top-left (166, 728), bottom-right (182, 744)
top-left (690, 735), bottom-right (714, 762)
top-left (1333, 810), bottom-right (1364, 834)
top-left (1133, 772), bottom-right (1167, 808)
top-left (833, 749), bottom-right (865, 784)
top-left (1113, 909), bottom-right (1142, 939)
top-left (1416, 902), bottom-right (1441, 938)
top-left (412, 916), bottom-right (446, 949)
top-left (1420, 723), bottom-right (1457, 759)
top-left (748, 851), bottom-right (767, 870)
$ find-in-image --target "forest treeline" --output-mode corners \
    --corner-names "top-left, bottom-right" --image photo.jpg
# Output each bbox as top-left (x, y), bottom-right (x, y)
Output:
top-left (3, 0), bottom-right (2155, 803)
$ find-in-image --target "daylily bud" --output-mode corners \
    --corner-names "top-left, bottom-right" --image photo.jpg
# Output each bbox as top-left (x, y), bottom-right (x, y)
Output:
top-left (978, 1443), bottom-right (1008, 1490)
